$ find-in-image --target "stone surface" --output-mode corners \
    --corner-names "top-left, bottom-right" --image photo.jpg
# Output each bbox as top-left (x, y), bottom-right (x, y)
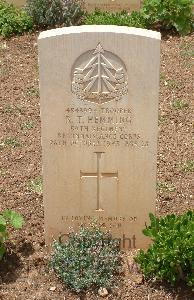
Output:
top-left (130, 274), bottom-right (144, 284)
top-left (83, 0), bottom-right (141, 12)
top-left (6, 0), bottom-right (142, 10)
top-left (6, 0), bottom-right (26, 6)
top-left (98, 287), bottom-right (109, 297)
top-left (38, 25), bottom-right (161, 249)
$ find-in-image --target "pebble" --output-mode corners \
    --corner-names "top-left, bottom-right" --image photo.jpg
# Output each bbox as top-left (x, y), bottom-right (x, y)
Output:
top-left (49, 286), bottom-right (56, 291)
top-left (1, 42), bottom-right (7, 49)
top-left (131, 274), bottom-right (144, 284)
top-left (98, 287), bottom-right (109, 297)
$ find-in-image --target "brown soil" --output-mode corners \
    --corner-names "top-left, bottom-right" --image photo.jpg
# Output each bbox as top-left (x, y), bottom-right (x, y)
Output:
top-left (0, 32), bottom-right (193, 300)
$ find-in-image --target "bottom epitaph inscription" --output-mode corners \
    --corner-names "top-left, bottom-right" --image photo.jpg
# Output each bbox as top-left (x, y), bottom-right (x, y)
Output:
top-left (84, 0), bottom-right (141, 12)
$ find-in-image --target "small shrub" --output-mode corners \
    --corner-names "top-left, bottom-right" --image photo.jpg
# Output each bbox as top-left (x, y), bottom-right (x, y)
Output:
top-left (26, 0), bottom-right (84, 29)
top-left (50, 224), bottom-right (122, 292)
top-left (0, 210), bottom-right (24, 259)
top-left (135, 211), bottom-right (194, 289)
top-left (142, 0), bottom-right (193, 35)
top-left (85, 10), bottom-right (146, 28)
top-left (0, 0), bottom-right (33, 38)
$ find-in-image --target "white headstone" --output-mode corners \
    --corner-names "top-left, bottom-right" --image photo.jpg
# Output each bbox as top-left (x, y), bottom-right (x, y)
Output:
top-left (38, 26), bottom-right (161, 249)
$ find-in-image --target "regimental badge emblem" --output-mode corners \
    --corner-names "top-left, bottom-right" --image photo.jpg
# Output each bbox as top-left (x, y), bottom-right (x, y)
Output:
top-left (71, 43), bottom-right (128, 104)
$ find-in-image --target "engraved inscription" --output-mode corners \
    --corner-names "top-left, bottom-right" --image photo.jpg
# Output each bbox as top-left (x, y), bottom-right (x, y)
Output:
top-left (61, 215), bottom-right (137, 230)
top-left (72, 43), bottom-right (128, 104)
top-left (84, 0), bottom-right (141, 13)
top-left (49, 106), bottom-right (149, 148)
top-left (80, 152), bottom-right (118, 211)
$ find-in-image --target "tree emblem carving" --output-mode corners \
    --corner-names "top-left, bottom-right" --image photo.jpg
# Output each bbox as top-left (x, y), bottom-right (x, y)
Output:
top-left (72, 43), bottom-right (128, 104)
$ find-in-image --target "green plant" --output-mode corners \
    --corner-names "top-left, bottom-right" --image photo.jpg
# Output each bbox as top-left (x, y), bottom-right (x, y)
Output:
top-left (135, 211), bottom-right (194, 289)
top-left (4, 105), bottom-right (23, 115)
top-left (26, 0), bottom-right (84, 29)
top-left (50, 224), bottom-right (121, 292)
top-left (160, 73), bottom-right (166, 81)
top-left (166, 79), bottom-right (178, 89)
top-left (180, 46), bottom-right (194, 59)
top-left (21, 121), bottom-right (34, 130)
top-left (0, 169), bottom-right (6, 177)
top-left (141, 0), bottom-right (193, 35)
top-left (29, 177), bottom-right (42, 194)
top-left (157, 181), bottom-right (176, 193)
top-left (84, 0), bottom-right (193, 35)
top-left (158, 114), bottom-right (167, 124)
top-left (172, 99), bottom-right (189, 109)
top-left (0, 0), bottom-right (33, 38)
top-left (25, 86), bottom-right (39, 97)
top-left (0, 210), bottom-right (24, 259)
top-left (4, 105), bottom-right (15, 114)
top-left (0, 65), bottom-right (8, 77)
top-left (180, 160), bottom-right (194, 172)
top-left (0, 137), bottom-right (21, 148)
top-left (85, 10), bottom-right (146, 28)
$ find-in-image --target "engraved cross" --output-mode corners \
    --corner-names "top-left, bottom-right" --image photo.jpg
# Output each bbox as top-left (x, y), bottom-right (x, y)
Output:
top-left (80, 152), bottom-right (118, 211)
